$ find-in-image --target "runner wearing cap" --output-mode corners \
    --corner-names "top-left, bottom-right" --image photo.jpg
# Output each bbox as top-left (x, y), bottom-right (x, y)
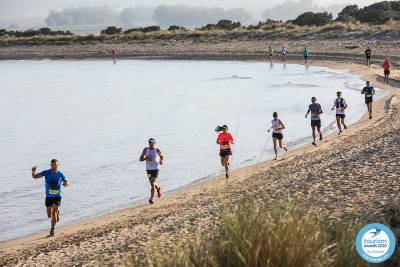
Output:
top-left (305, 97), bottom-right (323, 145)
top-left (216, 125), bottom-right (234, 178)
top-left (140, 138), bottom-right (163, 204)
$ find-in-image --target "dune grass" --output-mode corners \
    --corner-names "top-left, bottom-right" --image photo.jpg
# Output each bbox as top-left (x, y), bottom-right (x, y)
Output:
top-left (1, 21), bottom-right (400, 46)
top-left (146, 198), bottom-right (367, 267)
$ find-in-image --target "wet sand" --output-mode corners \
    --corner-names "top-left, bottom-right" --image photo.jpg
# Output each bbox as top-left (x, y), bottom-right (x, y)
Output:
top-left (0, 60), bottom-right (399, 266)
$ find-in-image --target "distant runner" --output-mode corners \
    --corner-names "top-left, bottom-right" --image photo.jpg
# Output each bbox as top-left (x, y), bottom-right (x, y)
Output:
top-left (365, 46), bottom-right (371, 68)
top-left (303, 47), bottom-right (309, 64)
top-left (112, 48), bottom-right (118, 59)
top-left (383, 58), bottom-right (391, 84)
top-left (267, 46), bottom-right (274, 63)
top-left (216, 125), bottom-right (234, 178)
top-left (267, 112), bottom-right (288, 160)
top-left (32, 159), bottom-right (69, 237)
top-left (305, 96), bottom-right (323, 145)
top-left (140, 138), bottom-right (163, 204)
top-left (280, 46), bottom-right (287, 62)
top-left (361, 81), bottom-right (375, 119)
top-left (331, 91), bottom-right (348, 134)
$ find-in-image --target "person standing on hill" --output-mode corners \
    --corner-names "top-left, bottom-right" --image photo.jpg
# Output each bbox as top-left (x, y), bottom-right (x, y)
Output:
top-left (32, 159), bottom-right (69, 237)
top-left (303, 47), bottom-right (309, 64)
top-left (383, 58), bottom-right (391, 83)
top-left (361, 81), bottom-right (375, 119)
top-left (216, 125), bottom-right (234, 178)
top-left (365, 46), bottom-right (372, 67)
top-left (267, 112), bottom-right (288, 160)
top-left (305, 97), bottom-right (323, 145)
top-left (140, 138), bottom-right (163, 204)
top-left (331, 91), bottom-right (348, 135)
top-left (267, 46), bottom-right (274, 63)
top-left (280, 46), bottom-right (287, 62)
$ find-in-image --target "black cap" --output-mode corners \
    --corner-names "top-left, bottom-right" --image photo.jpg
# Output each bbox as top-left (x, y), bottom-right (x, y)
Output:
top-left (148, 138), bottom-right (155, 143)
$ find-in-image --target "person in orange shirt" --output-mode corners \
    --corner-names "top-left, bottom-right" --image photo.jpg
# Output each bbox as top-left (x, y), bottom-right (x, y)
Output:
top-left (383, 58), bottom-right (391, 83)
top-left (216, 125), bottom-right (234, 178)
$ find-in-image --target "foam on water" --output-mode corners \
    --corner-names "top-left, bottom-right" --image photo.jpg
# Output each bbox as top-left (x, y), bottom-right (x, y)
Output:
top-left (0, 60), bottom-right (384, 242)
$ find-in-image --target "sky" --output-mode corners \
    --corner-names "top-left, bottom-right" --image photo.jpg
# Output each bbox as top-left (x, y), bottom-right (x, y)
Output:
top-left (0, 0), bottom-right (380, 27)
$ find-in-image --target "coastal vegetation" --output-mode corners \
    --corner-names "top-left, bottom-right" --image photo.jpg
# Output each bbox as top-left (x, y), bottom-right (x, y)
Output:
top-left (147, 198), bottom-right (368, 267)
top-left (2, 1), bottom-right (400, 46)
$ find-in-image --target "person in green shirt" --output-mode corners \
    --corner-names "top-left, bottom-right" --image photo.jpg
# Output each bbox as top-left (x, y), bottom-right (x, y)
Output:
top-left (267, 46), bottom-right (274, 63)
top-left (303, 47), bottom-right (309, 64)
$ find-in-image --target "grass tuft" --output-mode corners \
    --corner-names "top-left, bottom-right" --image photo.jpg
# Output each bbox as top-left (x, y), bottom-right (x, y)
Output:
top-left (147, 199), bottom-right (367, 267)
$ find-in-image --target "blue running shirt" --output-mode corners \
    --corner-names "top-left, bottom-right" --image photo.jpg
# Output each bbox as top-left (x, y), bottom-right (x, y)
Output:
top-left (40, 169), bottom-right (67, 198)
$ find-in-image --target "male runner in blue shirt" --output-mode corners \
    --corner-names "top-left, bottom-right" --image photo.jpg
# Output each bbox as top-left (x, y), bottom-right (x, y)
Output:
top-left (32, 159), bottom-right (69, 236)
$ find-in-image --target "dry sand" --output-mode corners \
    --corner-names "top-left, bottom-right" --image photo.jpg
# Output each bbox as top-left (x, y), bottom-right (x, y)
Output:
top-left (0, 59), bottom-right (399, 266)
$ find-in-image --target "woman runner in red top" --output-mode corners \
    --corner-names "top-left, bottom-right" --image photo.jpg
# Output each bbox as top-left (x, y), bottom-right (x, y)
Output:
top-left (216, 125), bottom-right (234, 178)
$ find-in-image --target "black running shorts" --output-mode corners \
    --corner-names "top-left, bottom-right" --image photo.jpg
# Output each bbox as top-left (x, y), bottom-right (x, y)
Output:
top-left (365, 97), bottom-right (373, 104)
top-left (219, 148), bottom-right (232, 157)
top-left (272, 133), bottom-right (283, 140)
top-left (45, 197), bottom-right (61, 207)
top-left (311, 120), bottom-right (321, 127)
top-left (336, 114), bottom-right (346, 118)
top-left (147, 169), bottom-right (159, 179)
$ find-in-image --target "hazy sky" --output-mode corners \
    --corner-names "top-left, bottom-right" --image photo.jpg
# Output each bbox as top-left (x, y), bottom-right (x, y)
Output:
top-left (0, 0), bottom-right (380, 26)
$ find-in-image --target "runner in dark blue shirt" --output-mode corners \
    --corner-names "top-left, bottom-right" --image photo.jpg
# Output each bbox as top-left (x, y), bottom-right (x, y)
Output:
top-left (361, 81), bottom-right (375, 119)
top-left (32, 159), bottom-right (68, 236)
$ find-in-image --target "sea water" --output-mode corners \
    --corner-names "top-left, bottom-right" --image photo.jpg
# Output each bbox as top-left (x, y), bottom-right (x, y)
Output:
top-left (0, 59), bottom-right (383, 242)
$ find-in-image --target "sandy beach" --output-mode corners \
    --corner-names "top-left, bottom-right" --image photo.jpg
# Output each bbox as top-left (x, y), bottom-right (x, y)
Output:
top-left (0, 57), bottom-right (399, 266)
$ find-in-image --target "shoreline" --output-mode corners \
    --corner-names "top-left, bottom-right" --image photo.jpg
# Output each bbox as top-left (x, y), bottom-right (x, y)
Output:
top-left (0, 58), bottom-right (398, 266)
top-left (0, 59), bottom-right (376, 243)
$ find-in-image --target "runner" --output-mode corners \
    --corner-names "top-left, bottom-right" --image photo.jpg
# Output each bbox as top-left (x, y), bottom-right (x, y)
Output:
top-left (216, 125), bottom-right (234, 178)
top-left (383, 58), bottom-right (391, 84)
top-left (267, 46), bottom-right (274, 63)
top-left (331, 91), bottom-right (348, 134)
top-left (303, 47), bottom-right (309, 64)
top-left (139, 138), bottom-right (163, 204)
top-left (305, 96), bottom-right (323, 145)
top-left (31, 159), bottom-right (69, 237)
top-left (280, 46), bottom-right (287, 62)
top-left (365, 46), bottom-right (371, 68)
top-left (361, 81), bottom-right (375, 119)
top-left (112, 48), bottom-right (118, 59)
top-left (267, 112), bottom-right (288, 160)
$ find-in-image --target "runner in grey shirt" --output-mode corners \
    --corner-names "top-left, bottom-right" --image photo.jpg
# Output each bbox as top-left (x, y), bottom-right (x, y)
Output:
top-left (305, 96), bottom-right (323, 145)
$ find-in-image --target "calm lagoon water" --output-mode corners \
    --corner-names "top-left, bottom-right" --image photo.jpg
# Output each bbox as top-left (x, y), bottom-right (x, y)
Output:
top-left (0, 59), bottom-right (383, 242)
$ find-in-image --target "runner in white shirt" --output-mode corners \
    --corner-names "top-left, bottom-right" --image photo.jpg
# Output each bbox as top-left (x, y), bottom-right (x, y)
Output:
top-left (331, 91), bottom-right (348, 134)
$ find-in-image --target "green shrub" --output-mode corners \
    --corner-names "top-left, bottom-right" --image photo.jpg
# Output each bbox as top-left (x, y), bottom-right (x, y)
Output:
top-left (200, 19), bottom-right (241, 30)
top-left (101, 26), bottom-right (122, 35)
top-left (123, 26), bottom-right (160, 34)
top-left (338, 1), bottom-right (400, 24)
top-left (293, 12), bottom-right (333, 26)
top-left (168, 25), bottom-right (187, 31)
